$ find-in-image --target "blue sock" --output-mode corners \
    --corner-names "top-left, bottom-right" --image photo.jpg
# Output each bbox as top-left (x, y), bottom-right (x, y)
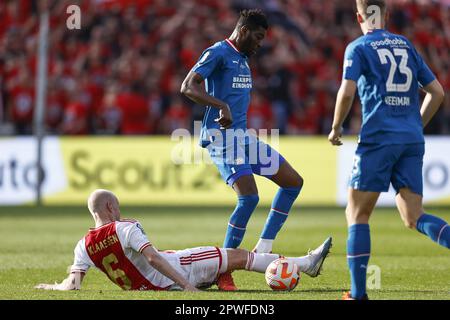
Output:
top-left (347, 224), bottom-right (371, 299)
top-left (223, 194), bottom-right (259, 248)
top-left (260, 186), bottom-right (301, 240)
top-left (416, 213), bottom-right (450, 249)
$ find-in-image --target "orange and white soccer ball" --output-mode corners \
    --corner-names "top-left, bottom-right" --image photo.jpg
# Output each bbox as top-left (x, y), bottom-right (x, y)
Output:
top-left (265, 258), bottom-right (300, 291)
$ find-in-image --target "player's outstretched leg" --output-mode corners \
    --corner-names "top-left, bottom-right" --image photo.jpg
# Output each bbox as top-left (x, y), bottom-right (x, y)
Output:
top-left (396, 188), bottom-right (450, 249)
top-left (248, 237), bottom-right (332, 278)
top-left (254, 162), bottom-right (303, 253)
top-left (416, 214), bottom-right (450, 249)
top-left (225, 237), bottom-right (332, 277)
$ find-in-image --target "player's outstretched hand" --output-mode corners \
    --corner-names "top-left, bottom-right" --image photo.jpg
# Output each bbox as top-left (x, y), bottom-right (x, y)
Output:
top-left (215, 104), bottom-right (233, 129)
top-left (184, 284), bottom-right (201, 292)
top-left (328, 127), bottom-right (343, 146)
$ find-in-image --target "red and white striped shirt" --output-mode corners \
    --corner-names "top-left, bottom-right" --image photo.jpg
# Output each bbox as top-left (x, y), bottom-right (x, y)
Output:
top-left (70, 220), bottom-right (176, 290)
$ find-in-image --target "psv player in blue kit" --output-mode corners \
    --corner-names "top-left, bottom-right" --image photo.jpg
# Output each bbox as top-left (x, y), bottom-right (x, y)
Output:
top-left (182, 9), bottom-right (332, 290)
top-left (328, 0), bottom-right (449, 300)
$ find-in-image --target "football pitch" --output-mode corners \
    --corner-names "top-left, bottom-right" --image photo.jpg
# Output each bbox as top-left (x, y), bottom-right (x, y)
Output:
top-left (0, 206), bottom-right (449, 300)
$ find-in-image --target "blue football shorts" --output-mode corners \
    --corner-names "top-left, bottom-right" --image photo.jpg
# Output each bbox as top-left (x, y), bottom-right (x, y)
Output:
top-left (349, 143), bottom-right (424, 196)
top-left (207, 138), bottom-right (286, 186)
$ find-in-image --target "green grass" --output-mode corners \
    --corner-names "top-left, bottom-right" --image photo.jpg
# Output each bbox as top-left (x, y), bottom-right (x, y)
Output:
top-left (0, 206), bottom-right (449, 300)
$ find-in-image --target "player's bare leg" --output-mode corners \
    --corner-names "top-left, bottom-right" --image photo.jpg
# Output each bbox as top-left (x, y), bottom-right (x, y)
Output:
top-left (270, 161), bottom-right (303, 189)
top-left (346, 189), bottom-right (379, 225)
top-left (218, 175), bottom-right (259, 291)
top-left (253, 161), bottom-right (303, 253)
top-left (396, 188), bottom-right (424, 228)
top-left (344, 189), bottom-right (379, 300)
top-left (397, 188), bottom-right (450, 248)
top-left (233, 174), bottom-right (259, 195)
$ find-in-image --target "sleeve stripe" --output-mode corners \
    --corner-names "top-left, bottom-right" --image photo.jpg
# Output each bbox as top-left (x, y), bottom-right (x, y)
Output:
top-left (138, 242), bottom-right (152, 253)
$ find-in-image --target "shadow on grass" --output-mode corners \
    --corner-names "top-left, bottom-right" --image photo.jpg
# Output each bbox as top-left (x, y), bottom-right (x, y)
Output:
top-left (204, 288), bottom-right (347, 294)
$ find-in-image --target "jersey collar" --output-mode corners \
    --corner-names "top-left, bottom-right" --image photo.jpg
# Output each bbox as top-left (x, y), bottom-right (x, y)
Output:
top-left (367, 28), bottom-right (385, 34)
top-left (225, 39), bottom-right (247, 58)
top-left (225, 38), bottom-right (240, 53)
top-left (89, 221), bottom-right (115, 231)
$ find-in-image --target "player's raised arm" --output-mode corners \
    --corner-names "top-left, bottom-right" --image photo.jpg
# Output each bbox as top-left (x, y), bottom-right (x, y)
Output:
top-left (140, 246), bottom-right (199, 292)
top-left (420, 79), bottom-right (445, 128)
top-left (181, 70), bottom-right (232, 129)
top-left (328, 79), bottom-right (357, 146)
top-left (35, 271), bottom-right (85, 291)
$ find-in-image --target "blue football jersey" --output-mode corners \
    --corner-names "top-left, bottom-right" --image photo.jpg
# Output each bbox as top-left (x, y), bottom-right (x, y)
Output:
top-left (192, 39), bottom-right (252, 147)
top-left (343, 29), bottom-right (436, 144)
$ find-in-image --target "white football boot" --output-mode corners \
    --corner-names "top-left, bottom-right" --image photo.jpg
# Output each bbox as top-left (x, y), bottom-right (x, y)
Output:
top-left (302, 236), bottom-right (333, 277)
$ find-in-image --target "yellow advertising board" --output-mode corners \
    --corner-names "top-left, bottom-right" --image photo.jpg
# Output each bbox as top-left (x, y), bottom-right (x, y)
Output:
top-left (2, 136), bottom-right (449, 206)
top-left (43, 136), bottom-right (337, 206)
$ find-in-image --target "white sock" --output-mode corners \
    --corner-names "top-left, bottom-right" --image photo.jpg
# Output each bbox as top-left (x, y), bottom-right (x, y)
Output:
top-left (245, 252), bottom-right (311, 273)
top-left (286, 256), bottom-right (311, 273)
top-left (254, 239), bottom-right (274, 253)
top-left (245, 252), bottom-right (281, 273)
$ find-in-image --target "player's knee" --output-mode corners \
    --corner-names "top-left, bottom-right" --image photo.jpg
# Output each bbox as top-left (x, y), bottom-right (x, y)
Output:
top-left (345, 207), bottom-right (355, 221)
top-left (242, 194), bottom-right (259, 207)
top-left (294, 174), bottom-right (304, 189)
top-left (345, 206), bottom-right (370, 223)
top-left (398, 205), bottom-right (422, 229)
top-left (232, 194), bottom-right (259, 227)
top-left (284, 170), bottom-right (303, 189)
top-left (403, 219), bottom-right (417, 229)
top-left (402, 215), bottom-right (419, 229)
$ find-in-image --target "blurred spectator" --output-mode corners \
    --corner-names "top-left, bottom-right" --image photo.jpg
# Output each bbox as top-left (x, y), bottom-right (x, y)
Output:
top-left (0, 0), bottom-right (448, 136)
top-left (287, 99), bottom-right (321, 135)
top-left (61, 87), bottom-right (89, 135)
top-left (96, 85), bottom-right (122, 135)
top-left (7, 66), bottom-right (34, 135)
top-left (160, 96), bottom-right (191, 134)
top-left (117, 85), bottom-right (152, 135)
top-left (45, 83), bottom-right (66, 134)
top-left (247, 91), bottom-right (273, 131)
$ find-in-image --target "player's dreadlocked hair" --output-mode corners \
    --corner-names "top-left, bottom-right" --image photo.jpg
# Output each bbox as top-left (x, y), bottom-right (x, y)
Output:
top-left (236, 9), bottom-right (268, 31)
top-left (356, 0), bottom-right (386, 18)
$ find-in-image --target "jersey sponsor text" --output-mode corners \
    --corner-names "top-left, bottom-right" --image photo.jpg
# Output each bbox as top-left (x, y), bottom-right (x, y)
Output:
top-left (232, 76), bottom-right (252, 89)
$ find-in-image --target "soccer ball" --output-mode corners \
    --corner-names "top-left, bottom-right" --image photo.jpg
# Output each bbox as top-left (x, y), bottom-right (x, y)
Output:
top-left (265, 258), bottom-right (300, 291)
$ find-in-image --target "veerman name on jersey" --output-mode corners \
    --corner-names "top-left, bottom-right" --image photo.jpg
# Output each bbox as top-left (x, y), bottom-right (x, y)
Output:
top-left (385, 96), bottom-right (411, 106)
top-left (87, 234), bottom-right (119, 255)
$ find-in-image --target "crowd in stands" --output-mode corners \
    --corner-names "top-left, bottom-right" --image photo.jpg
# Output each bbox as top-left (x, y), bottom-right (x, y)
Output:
top-left (1, 0), bottom-right (449, 136)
